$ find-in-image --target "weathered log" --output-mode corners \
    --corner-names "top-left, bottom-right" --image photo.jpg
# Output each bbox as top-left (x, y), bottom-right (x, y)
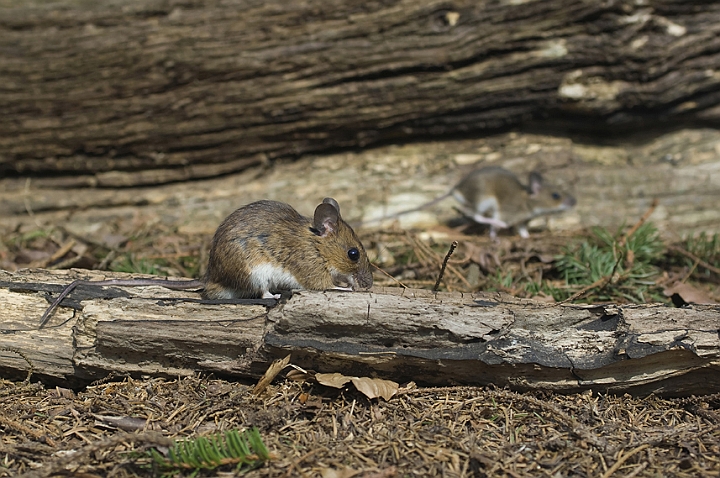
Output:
top-left (2, 0), bottom-right (720, 184)
top-left (1, 268), bottom-right (718, 397)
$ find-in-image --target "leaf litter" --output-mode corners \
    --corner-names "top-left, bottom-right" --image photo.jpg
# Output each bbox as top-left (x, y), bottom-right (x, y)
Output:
top-left (0, 375), bottom-right (719, 477)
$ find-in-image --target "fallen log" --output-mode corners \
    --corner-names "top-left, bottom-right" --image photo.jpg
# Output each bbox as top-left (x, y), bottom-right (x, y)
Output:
top-left (0, 268), bottom-right (718, 397)
top-left (2, 0), bottom-right (720, 184)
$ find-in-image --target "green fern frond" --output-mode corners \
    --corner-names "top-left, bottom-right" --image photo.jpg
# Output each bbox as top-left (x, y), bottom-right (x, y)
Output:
top-left (149, 428), bottom-right (270, 477)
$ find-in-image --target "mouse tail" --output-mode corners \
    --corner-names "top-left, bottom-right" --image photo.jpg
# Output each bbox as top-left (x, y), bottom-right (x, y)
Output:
top-left (358, 190), bottom-right (454, 227)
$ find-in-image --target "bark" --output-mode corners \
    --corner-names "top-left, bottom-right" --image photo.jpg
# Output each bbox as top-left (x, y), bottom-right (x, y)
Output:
top-left (1, 269), bottom-right (718, 397)
top-left (1, 0), bottom-right (720, 185)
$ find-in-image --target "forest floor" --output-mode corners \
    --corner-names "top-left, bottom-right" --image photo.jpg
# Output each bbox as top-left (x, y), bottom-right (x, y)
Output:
top-left (2, 374), bottom-right (720, 477)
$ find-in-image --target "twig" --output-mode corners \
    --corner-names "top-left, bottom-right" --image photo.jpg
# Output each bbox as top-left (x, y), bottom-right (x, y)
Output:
top-left (600, 444), bottom-right (650, 478)
top-left (372, 264), bottom-right (409, 289)
top-left (0, 347), bottom-right (34, 383)
top-left (48, 254), bottom-right (84, 271)
top-left (618, 198), bottom-right (658, 247)
top-left (668, 245), bottom-right (720, 276)
top-left (434, 241), bottom-right (458, 292)
top-left (252, 355), bottom-right (291, 396)
top-left (45, 240), bottom-right (76, 266)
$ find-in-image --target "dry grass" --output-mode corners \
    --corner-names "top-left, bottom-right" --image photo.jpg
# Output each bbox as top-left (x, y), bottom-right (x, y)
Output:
top-left (1, 376), bottom-right (719, 477)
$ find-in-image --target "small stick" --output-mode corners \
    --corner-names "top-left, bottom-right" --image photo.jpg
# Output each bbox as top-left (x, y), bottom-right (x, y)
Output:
top-left (45, 239), bottom-right (76, 267)
top-left (434, 241), bottom-right (458, 292)
top-left (618, 198), bottom-right (658, 247)
top-left (372, 264), bottom-right (409, 289)
top-left (668, 245), bottom-right (720, 276)
top-left (39, 278), bottom-right (203, 329)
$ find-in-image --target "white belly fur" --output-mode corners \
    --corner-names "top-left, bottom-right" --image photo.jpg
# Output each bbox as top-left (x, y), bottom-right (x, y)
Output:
top-left (475, 196), bottom-right (500, 219)
top-left (249, 263), bottom-right (304, 294)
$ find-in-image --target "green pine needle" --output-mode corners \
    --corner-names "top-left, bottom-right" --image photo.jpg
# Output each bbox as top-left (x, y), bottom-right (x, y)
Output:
top-left (553, 222), bottom-right (665, 302)
top-left (149, 428), bottom-right (270, 477)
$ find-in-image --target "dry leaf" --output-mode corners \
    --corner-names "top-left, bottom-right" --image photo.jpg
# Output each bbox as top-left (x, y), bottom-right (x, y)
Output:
top-left (286, 365), bottom-right (311, 383)
top-left (663, 281), bottom-right (717, 305)
top-left (252, 354), bottom-right (291, 395)
top-left (315, 372), bottom-right (352, 389)
top-left (321, 467), bottom-right (359, 478)
top-left (316, 373), bottom-right (399, 400)
top-left (350, 377), bottom-right (399, 401)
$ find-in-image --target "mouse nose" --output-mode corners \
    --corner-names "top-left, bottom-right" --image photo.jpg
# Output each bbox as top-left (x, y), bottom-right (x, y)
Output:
top-left (354, 269), bottom-right (373, 290)
top-left (564, 195), bottom-right (577, 207)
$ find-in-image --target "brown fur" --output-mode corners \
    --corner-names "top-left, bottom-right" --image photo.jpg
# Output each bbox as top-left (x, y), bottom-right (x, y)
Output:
top-left (454, 166), bottom-right (576, 228)
top-left (203, 199), bottom-right (373, 299)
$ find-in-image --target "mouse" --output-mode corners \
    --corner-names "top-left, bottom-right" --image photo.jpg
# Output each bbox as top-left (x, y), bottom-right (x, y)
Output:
top-left (202, 197), bottom-right (373, 299)
top-left (39, 197), bottom-right (373, 328)
top-left (363, 166), bottom-right (576, 239)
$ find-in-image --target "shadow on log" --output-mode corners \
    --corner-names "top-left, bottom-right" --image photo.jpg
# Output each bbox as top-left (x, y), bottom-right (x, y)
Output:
top-left (1, 269), bottom-right (718, 397)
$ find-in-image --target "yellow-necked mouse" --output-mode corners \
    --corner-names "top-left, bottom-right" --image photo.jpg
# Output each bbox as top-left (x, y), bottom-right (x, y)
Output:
top-left (39, 198), bottom-right (372, 327)
top-left (365, 166), bottom-right (576, 239)
top-left (203, 197), bottom-right (373, 299)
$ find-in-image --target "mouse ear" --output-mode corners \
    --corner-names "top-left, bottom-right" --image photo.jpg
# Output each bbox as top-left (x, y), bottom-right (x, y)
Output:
top-left (528, 171), bottom-right (543, 196)
top-left (322, 197), bottom-right (341, 216)
top-left (313, 201), bottom-right (340, 236)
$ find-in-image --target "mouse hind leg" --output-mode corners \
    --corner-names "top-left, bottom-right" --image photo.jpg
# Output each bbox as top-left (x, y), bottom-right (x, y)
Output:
top-left (465, 197), bottom-right (508, 239)
top-left (515, 223), bottom-right (530, 239)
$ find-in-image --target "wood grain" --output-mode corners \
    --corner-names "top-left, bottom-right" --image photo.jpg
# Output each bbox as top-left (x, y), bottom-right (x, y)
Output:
top-left (2, 0), bottom-right (719, 182)
top-left (1, 269), bottom-right (718, 396)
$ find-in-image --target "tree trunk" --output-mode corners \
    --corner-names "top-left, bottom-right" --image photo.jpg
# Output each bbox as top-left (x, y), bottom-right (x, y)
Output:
top-left (2, 0), bottom-right (720, 185)
top-left (1, 269), bottom-right (718, 397)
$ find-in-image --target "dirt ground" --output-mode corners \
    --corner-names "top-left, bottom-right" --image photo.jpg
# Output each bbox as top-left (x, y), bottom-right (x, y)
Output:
top-left (2, 131), bottom-right (720, 476)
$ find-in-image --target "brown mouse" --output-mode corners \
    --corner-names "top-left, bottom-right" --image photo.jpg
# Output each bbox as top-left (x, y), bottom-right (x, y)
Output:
top-left (39, 198), bottom-right (373, 327)
top-left (202, 197), bottom-right (373, 299)
top-left (364, 166), bottom-right (576, 239)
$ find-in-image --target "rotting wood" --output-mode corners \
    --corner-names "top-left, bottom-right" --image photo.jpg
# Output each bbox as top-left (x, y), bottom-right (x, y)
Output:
top-left (2, 0), bottom-right (720, 184)
top-left (1, 269), bottom-right (718, 397)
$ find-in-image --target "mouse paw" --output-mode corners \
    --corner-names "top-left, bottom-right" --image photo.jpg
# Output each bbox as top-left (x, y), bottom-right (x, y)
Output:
top-left (261, 291), bottom-right (281, 299)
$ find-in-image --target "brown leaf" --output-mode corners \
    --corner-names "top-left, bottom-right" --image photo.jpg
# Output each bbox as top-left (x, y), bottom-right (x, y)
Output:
top-left (663, 281), bottom-right (717, 305)
top-left (350, 377), bottom-right (399, 401)
top-left (315, 372), bottom-right (353, 389)
top-left (286, 368), bottom-right (311, 382)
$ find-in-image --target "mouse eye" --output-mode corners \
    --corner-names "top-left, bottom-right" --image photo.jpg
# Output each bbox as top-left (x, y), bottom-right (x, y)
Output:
top-left (347, 247), bottom-right (360, 262)
top-left (551, 192), bottom-right (561, 200)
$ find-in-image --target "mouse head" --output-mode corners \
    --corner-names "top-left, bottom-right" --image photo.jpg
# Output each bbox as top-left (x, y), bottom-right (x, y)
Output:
top-left (527, 171), bottom-right (577, 215)
top-left (311, 197), bottom-right (373, 291)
